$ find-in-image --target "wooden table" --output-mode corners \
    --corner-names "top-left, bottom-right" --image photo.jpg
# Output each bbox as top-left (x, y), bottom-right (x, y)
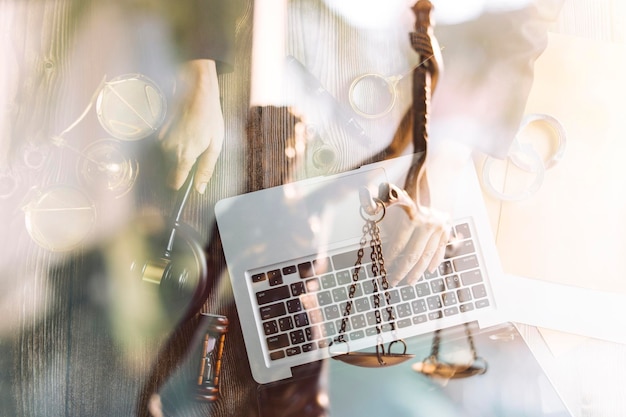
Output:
top-left (1, 1), bottom-right (416, 415)
top-left (4, 0), bottom-right (615, 416)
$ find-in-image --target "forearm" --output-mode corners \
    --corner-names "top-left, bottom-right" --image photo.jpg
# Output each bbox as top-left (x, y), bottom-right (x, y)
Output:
top-left (176, 59), bottom-right (219, 95)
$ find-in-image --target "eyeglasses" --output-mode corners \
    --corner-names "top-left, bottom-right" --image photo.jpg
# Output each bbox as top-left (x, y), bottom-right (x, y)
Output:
top-left (481, 113), bottom-right (567, 201)
top-left (348, 51), bottom-right (440, 119)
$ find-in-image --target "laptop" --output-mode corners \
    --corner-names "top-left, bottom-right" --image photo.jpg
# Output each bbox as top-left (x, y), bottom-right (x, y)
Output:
top-left (215, 153), bottom-right (505, 384)
top-left (324, 322), bottom-right (574, 417)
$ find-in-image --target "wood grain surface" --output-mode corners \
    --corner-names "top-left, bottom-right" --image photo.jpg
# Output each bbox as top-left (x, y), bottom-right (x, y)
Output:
top-left (1, 0), bottom-right (416, 416)
top-left (6, 0), bottom-right (613, 416)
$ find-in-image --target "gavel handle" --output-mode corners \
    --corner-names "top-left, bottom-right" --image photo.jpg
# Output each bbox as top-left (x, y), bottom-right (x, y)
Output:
top-left (164, 164), bottom-right (196, 259)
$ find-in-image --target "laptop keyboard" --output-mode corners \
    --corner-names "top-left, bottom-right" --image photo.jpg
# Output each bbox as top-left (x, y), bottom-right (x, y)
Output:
top-left (250, 221), bottom-right (491, 362)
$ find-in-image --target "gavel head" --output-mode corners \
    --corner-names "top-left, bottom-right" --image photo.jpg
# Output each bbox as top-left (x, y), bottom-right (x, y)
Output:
top-left (131, 221), bottom-right (209, 324)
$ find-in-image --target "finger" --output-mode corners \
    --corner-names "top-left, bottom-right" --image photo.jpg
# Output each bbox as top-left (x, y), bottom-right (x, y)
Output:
top-left (385, 218), bottom-right (417, 260)
top-left (387, 224), bottom-right (434, 286)
top-left (194, 136), bottom-right (224, 194)
top-left (404, 229), bottom-right (444, 285)
top-left (427, 227), bottom-right (451, 273)
top-left (167, 154), bottom-right (196, 190)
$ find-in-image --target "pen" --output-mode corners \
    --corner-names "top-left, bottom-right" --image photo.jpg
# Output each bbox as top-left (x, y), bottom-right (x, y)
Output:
top-left (285, 55), bottom-right (371, 143)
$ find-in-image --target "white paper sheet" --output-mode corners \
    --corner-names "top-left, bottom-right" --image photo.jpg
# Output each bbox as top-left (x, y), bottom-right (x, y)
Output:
top-left (484, 33), bottom-right (626, 344)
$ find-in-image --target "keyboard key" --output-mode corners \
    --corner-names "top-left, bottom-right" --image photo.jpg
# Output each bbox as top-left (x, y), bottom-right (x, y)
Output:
top-left (476, 299), bottom-right (490, 309)
top-left (263, 320), bottom-right (278, 335)
top-left (350, 330), bottom-right (365, 340)
top-left (438, 261), bottom-right (454, 276)
top-left (370, 293), bottom-right (384, 309)
top-left (267, 334), bottom-right (290, 350)
top-left (365, 311), bottom-right (381, 326)
top-left (300, 294), bottom-right (318, 310)
top-left (365, 327), bottom-right (379, 337)
top-left (302, 343), bottom-right (317, 353)
top-left (305, 326), bottom-right (320, 341)
top-left (346, 283), bottom-right (363, 298)
top-left (324, 305), bottom-right (340, 320)
top-left (332, 249), bottom-right (360, 271)
top-left (270, 351), bottom-right (285, 360)
top-left (317, 291), bottom-right (333, 306)
top-left (457, 288), bottom-right (472, 303)
top-left (442, 291), bottom-right (458, 306)
top-left (472, 284), bottom-right (487, 299)
top-left (282, 265), bottom-right (297, 276)
top-left (309, 308), bottom-right (324, 324)
top-left (397, 303), bottom-right (412, 318)
top-left (336, 270), bottom-right (352, 286)
top-left (413, 315), bottom-right (427, 324)
top-left (459, 303), bottom-right (474, 313)
top-left (320, 273), bottom-right (337, 289)
top-left (313, 257), bottom-right (331, 274)
top-left (259, 302), bottom-right (286, 320)
top-left (453, 255), bottom-right (480, 272)
top-left (257, 286), bottom-right (290, 305)
top-left (424, 269), bottom-right (439, 279)
top-left (455, 223), bottom-right (471, 239)
top-left (298, 262), bottom-right (314, 278)
top-left (318, 338), bottom-right (332, 348)
top-left (251, 272), bottom-right (266, 283)
top-left (381, 323), bottom-right (394, 332)
top-left (427, 295), bottom-right (442, 310)
top-left (398, 318), bottom-right (412, 328)
top-left (445, 275), bottom-right (461, 290)
top-left (385, 289), bottom-right (401, 304)
top-left (268, 269), bottom-right (283, 286)
top-left (444, 307), bottom-right (459, 316)
top-left (362, 279), bottom-right (378, 295)
top-left (350, 314), bottom-right (367, 329)
top-left (336, 319), bottom-right (351, 333)
top-left (332, 287), bottom-right (348, 302)
top-left (382, 307), bottom-right (396, 322)
top-left (286, 347), bottom-right (302, 356)
top-left (320, 322), bottom-right (336, 338)
top-left (365, 264), bottom-right (378, 278)
top-left (306, 278), bottom-right (321, 292)
top-left (400, 286), bottom-right (416, 301)
top-left (294, 312), bottom-right (309, 327)
top-left (412, 299), bottom-right (427, 314)
top-left (286, 299), bottom-right (302, 313)
top-left (290, 329), bottom-right (306, 344)
top-left (460, 270), bottom-right (483, 286)
top-left (355, 297), bottom-right (370, 312)
top-left (338, 301), bottom-right (351, 316)
top-left (278, 317), bottom-right (294, 332)
top-left (352, 267), bottom-right (367, 281)
top-left (445, 239), bottom-right (475, 259)
top-left (415, 282), bottom-right (431, 297)
top-left (290, 282), bottom-right (306, 296)
top-left (430, 278), bottom-right (445, 293)
top-left (428, 311), bottom-right (443, 320)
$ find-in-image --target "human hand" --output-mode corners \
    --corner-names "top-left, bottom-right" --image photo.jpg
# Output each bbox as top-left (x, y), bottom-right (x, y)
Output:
top-left (159, 59), bottom-right (224, 194)
top-left (381, 141), bottom-right (472, 286)
top-left (381, 198), bottom-right (451, 287)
